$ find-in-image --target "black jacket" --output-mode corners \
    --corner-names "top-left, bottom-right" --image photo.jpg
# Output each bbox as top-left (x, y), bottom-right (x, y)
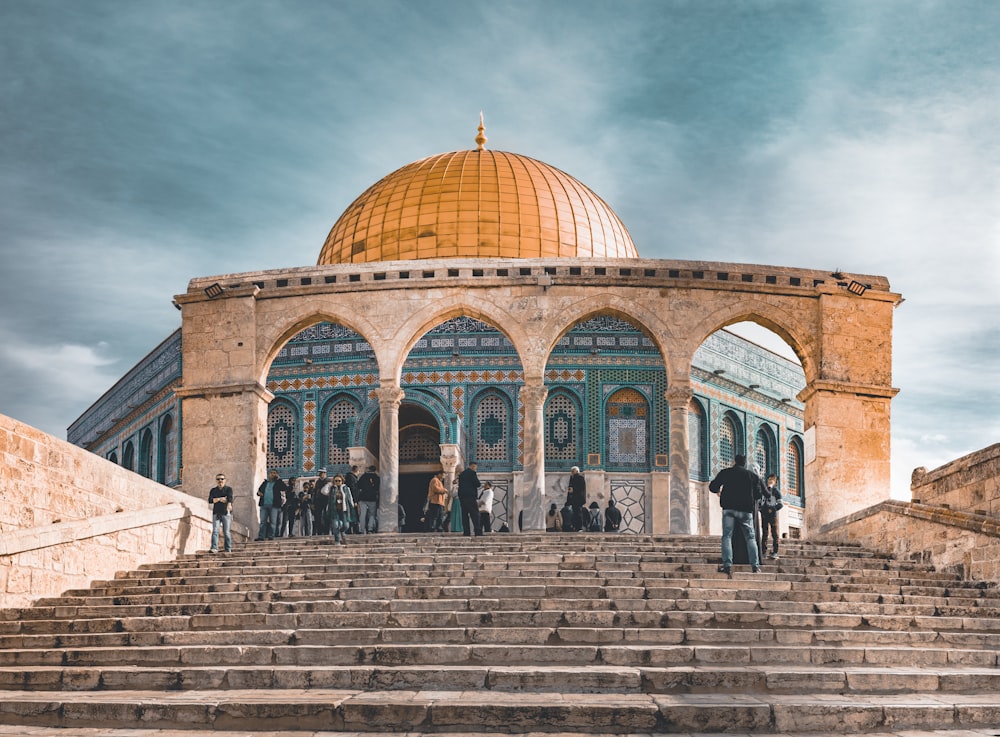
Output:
top-left (256, 477), bottom-right (289, 507)
top-left (709, 465), bottom-right (764, 513)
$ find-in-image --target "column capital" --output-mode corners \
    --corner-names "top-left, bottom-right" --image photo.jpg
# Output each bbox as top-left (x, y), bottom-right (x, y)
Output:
top-left (519, 384), bottom-right (548, 407)
top-left (664, 384), bottom-right (693, 405)
top-left (376, 385), bottom-right (405, 408)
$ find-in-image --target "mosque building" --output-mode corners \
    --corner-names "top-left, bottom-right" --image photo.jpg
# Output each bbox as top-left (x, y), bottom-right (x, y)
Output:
top-left (68, 120), bottom-right (878, 539)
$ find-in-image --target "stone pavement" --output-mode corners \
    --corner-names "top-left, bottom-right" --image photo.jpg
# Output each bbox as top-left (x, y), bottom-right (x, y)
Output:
top-left (0, 533), bottom-right (999, 733)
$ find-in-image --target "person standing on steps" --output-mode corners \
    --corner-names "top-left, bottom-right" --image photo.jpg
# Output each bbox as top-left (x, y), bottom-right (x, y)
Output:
top-left (477, 481), bottom-right (494, 533)
top-left (709, 454), bottom-right (763, 576)
top-left (344, 465), bottom-right (361, 534)
top-left (567, 466), bottom-right (587, 532)
top-left (255, 470), bottom-right (288, 541)
top-left (759, 474), bottom-right (783, 559)
top-left (324, 473), bottom-right (356, 546)
top-left (425, 470), bottom-right (448, 532)
top-left (312, 468), bottom-right (332, 535)
top-left (208, 473), bottom-right (234, 553)
top-left (356, 465), bottom-right (381, 534)
top-left (457, 461), bottom-right (483, 537)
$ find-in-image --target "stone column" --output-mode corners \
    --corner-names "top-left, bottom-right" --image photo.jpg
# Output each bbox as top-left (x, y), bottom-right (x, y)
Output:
top-left (438, 444), bottom-right (462, 488)
top-left (799, 380), bottom-right (898, 533)
top-left (666, 384), bottom-right (693, 534)
top-left (376, 385), bottom-right (404, 533)
top-left (519, 383), bottom-right (548, 531)
top-left (175, 382), bottom-right (273, 532)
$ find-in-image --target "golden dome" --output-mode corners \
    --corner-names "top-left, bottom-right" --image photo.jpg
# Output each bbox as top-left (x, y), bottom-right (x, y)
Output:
top-left (318, 144), bottom-right (638, 264)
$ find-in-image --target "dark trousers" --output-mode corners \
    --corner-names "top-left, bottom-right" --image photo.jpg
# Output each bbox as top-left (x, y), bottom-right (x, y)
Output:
top-left (459, 496), bottom-right (483, 536)
top-left (479, 511), bottom-right (491, 533)
top-left (425, 503), bottom-right (445, 532)
top-left (760, 511), bottom-right (779, 553)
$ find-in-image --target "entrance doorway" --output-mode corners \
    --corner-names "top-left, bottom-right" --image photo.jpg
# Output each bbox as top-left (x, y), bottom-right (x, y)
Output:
top-left (399, 472), bottom-right (436, 532)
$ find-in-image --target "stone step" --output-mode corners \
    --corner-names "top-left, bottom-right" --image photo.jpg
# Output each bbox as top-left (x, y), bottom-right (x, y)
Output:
top-left (0, 688), bottom-right (997, 733)
top-left (1, 642), bottom-right (996, 668)
top-left (3, 624), bottom-right (1000, 653)
top-left (1, 663), bottom-right (998, 694)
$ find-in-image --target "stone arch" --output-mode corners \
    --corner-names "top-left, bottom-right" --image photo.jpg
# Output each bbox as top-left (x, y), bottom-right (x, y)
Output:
top-left (255, 308), bottom-right (385, 387)
top-left (537, 295), bottom-right (678, 380)
top-left (389, 297), bottom-right (530, 385)
top-left (395, 387), bottom-right (454, 444)
top-left (684, 298), bottom-right (814, 383)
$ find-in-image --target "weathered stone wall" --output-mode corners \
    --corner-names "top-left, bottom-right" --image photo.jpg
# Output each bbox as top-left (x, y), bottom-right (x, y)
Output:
top-left (910, 444), bottom-right (1000, 517)
top-left (819, 500), bottom-right (1000, 582)
top-left (0, 413), bottom-right (222, 608)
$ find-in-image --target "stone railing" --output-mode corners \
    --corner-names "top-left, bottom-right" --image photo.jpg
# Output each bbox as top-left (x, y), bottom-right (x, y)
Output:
top-left (910, 443), bottom-right (1000, 517)
top-left (818, 500), bottom-right (1000, 582)
top-left (0, 413), bottom-right (237, 608)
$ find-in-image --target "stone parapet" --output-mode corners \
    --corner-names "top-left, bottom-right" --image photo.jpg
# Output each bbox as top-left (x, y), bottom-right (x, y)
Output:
top-left (818, 500), bottom-right (1000, 582)
top-left (910, 443), bottom-right (1000, 517)
top-left (0, 413), bottom-right (222, 608)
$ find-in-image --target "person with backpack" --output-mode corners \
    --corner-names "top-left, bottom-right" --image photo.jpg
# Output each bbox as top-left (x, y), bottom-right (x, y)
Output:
top-left (559, 501), bottom-right (574, 532)
top-left (759, 474), bottom-right (783, 559)
top-left (545, 502), bottom-right (562, 532)
top-left (586, 501), bottom-right (603, 532)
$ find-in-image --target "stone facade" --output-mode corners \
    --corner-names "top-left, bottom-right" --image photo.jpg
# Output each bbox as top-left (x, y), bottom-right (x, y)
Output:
top-left (0, 413), bottom-right (218, 608)
top-left (172, 257), bottom-right (898, 535)
top-left (819, 500), bottom-right (1000, 582)
top-left (910, 443), bottom-right (1000, 516)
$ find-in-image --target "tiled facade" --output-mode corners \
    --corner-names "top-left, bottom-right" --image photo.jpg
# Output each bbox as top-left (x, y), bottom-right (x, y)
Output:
top-left (69, 315), bottom-right (807, 536)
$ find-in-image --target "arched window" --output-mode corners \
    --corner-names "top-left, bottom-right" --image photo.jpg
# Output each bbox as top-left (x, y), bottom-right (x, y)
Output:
top-left (107, 451), bottom-right (118, 465)
top-left (754, 425), bottom-right (776, 478)
top-left (719, 413), bottom-right (742, 469)
top-left (786, 437), bottom-right (804, 496)
top-left (545, 391), bottom-right (581, 467)
top-left (122, 440), bottom-right (135, 472)
top-left (157, 414), bottom-right (177, 485)
top-left (138, 428), bottom-right (154, 479)
top-left (606, 387), bottom-right (649, 469)
top-left (267, 401), bottom-right (297, 471)
top-left (325, 397), bottom-right (359, 467)
top-left (474, 392), bottom-right (510, 462)
top-left (688, 399), bottom-right (707, 480)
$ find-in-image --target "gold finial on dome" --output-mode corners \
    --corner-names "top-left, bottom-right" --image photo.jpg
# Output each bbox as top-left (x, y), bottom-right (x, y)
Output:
top-left (475, 111), bottom-right (487, 150)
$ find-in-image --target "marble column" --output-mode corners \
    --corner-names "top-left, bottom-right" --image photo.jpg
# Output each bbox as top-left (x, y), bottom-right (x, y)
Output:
top-left (519, 383), bottom-right (548, 531)
top-left (666, 384), bottom-right (693, 534)
top-left (376, 385), bottom-right (404, 533)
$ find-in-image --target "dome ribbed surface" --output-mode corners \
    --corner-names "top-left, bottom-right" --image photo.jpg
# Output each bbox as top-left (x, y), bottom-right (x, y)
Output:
top-left (318, 149), bottom-right (637, 264)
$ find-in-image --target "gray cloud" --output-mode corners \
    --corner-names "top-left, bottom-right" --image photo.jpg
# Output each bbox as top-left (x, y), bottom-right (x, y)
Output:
top-left (1, 0), bottom-right (996, 497)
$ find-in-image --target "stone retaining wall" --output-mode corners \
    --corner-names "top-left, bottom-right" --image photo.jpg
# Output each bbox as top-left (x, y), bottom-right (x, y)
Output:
top-left (910, 444), bottom-right (1000, 517)
top-left (819, 500), bottom-right (1000, 582)
top-left (0, 413), bottom-right (222, 608)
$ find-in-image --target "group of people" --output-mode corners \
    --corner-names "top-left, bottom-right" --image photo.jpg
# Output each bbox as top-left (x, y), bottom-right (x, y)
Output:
top-left (544, 466), bottom-right (623, 532)
top-left (423, 462), bottom-right (495, 536)
top-left (207, 465), bottom-right (382, 553)
top-left (708, 454), bottom-right (784, 575)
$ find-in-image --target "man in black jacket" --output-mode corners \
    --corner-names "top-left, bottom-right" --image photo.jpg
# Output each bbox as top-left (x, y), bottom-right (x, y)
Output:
top-left (709, 454), bottom-right (763, 575)
top-left (456, 461), bottom-right (483, 537)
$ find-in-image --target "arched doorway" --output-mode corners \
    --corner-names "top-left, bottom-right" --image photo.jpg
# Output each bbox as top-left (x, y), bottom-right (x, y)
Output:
top-left (397, 404), bottom-right (442, 532)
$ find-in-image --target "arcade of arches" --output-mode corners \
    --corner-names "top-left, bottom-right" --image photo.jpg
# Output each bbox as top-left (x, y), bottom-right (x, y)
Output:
top-left (174, 256), bottom-right (900, 536)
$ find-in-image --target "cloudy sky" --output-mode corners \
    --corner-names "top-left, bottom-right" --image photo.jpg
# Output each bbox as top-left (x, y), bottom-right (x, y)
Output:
top-left (1, 0), bottom-right (997, 497)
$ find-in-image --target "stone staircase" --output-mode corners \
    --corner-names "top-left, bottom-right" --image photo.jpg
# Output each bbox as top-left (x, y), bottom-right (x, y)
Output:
top-left (1, 533), bottom-right (999, 734)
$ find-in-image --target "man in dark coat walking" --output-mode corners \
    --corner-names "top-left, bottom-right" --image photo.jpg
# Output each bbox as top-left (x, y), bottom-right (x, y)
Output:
top-left (457, 461), bottom-right (483, 537)
top-left (709, 454), bottom-right (763, 576)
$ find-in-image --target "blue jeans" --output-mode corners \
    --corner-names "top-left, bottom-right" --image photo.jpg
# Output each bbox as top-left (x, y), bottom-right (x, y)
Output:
top-left (721, 509), bottom-right (760, 569)
top-left (211, 513), bottom-right (232, 552)
top-left (359, 500), bottom-right (378, 533)
top-left (329, 514), bottom-right (348, 542)
top-left (257, 504), bottom-right (279, 540)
